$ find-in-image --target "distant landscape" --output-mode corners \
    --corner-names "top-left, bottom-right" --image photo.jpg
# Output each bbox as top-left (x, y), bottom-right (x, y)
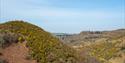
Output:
top-left (54, 29), bottom-right (125, 63)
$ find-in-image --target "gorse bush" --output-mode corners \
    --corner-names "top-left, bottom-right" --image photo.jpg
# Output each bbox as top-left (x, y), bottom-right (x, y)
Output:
top-left (85, 39), bottom-right (123, 63)
top-left (0, 30), bottom-right (20, 48)
top-left (0, 21), bottom-right (84, 63)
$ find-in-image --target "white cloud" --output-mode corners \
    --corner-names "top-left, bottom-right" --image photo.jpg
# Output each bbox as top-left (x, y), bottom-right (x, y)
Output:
top-left (1, 0), bottom-right (122, 20)
top-left (13, 8), bottom-right (121, 20)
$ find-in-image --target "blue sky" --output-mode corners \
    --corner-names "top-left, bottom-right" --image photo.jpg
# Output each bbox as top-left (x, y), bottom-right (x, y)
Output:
top-left (0, 0), bottom-right (125, 33)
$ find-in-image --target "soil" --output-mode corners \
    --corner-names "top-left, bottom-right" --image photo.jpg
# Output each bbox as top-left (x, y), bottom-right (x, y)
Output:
top-left (0, 42), bottom-right (37, 63)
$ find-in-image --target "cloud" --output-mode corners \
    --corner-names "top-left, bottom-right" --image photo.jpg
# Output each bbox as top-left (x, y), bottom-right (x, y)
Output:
top-left (1, 0), bottom-right (122, 20)
top-left (9, 8), bottom-right (121, 20)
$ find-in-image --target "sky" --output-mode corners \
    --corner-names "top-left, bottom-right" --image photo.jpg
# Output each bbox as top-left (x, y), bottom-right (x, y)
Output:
top-left (0, 0), bottom-right (125, 33)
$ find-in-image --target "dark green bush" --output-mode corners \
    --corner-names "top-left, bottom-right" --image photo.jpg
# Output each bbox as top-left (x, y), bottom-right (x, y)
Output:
top-left (0, 30), bottom-right (21, 48)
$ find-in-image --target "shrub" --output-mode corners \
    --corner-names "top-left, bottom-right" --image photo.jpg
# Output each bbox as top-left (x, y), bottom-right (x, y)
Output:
top-left (0, 30), bottom-right (20, 48)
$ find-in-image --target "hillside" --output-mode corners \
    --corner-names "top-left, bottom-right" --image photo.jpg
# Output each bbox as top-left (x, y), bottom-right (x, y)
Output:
top-left (0, 21), bottom-right (84, 63)
top-left (55, 29), bottom-right (125, 63)
top-left (56, 29), bottom-right (125, 46)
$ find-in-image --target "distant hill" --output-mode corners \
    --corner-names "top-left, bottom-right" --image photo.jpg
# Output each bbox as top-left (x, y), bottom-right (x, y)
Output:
top-left (0, 21), bottom-right (84, 63)
top-left (57, 29), bottom-right (125, 46)
top-left (56, 29), bottom-right (125, 63)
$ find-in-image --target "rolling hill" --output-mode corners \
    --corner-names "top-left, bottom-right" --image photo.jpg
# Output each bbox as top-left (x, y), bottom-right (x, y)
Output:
top-left (55, 29), bottom-right (125, 63)
top-left (0, 21), bottom-right (84, 63)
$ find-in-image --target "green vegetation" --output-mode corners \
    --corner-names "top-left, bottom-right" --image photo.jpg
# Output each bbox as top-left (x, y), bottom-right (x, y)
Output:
top-left (87, 42), bottom-right (119, 62)
top-left (81, 37), bottom-right (125, 63)
top-left (0, 21), bottom-right (84, 63)
top-left (58, 28), bottom-right (125, 63)
top-left (0, 30), bottom-right (22, 48)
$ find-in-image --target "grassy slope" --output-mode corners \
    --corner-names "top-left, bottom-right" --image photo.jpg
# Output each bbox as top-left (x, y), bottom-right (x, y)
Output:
top-left (77, 34), bottom-right (125, 63)
top-left (0, 21), bottom-right (84, 63)
top-left (60, 29), bottom-right (125, 63)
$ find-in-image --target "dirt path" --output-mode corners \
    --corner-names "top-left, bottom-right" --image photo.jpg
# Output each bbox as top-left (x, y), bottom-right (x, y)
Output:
top-left (0, 42), bottom-right (37, 63)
